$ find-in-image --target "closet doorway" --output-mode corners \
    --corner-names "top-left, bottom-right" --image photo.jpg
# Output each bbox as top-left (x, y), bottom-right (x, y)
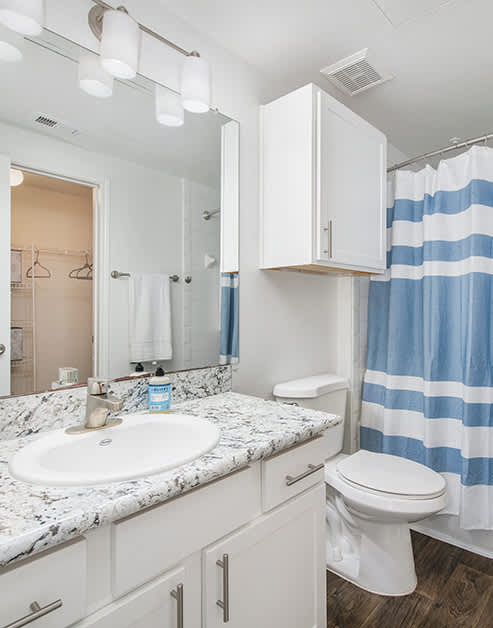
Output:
top-left (10, 169), bottom-right (95, 395)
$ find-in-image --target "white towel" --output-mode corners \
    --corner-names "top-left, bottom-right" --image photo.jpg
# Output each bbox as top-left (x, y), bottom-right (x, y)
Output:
top-left (129, 273), bottom-right (172, 362)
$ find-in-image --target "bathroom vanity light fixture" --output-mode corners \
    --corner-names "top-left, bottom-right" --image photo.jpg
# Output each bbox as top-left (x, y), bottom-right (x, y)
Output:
top-left (88, 0), bottom-right (211, 113)
top-left (100, 6), bottom-right (139, 80)
top-left (0, 21), bottom-right (23, 61)
top-left (181, 51), bottom-right (210, 113)
top-left (79, 52), bottom-right (113, 98)
top-left (155, 85), bottom-right (184, 127)
top-left (0, 0), bottom-right (43, 36)
top-left (10, 168), bottom-right (24, 186)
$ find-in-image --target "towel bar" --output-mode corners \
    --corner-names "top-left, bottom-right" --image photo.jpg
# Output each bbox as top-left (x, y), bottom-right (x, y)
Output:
top-left (111, 270), bottom-right (179, 282)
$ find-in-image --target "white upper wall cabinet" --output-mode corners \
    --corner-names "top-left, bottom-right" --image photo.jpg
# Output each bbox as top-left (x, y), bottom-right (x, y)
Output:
top-left (260, 83), bottom-right (387, 275)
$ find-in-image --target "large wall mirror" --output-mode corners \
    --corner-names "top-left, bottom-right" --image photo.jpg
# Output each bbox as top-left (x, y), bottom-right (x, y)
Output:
top-left (0, 28), bottom-right (239, 397)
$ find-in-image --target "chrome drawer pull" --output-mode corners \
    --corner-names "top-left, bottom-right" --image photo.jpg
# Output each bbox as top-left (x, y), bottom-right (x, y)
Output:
top-left (216, 553), bottom-right (230, 623)
top-left (286, 463), bottom-right (324, 486)
top-left (3, 600), bottom-right (62, 628)
top-left (170, 583), bottom-right (184, 628)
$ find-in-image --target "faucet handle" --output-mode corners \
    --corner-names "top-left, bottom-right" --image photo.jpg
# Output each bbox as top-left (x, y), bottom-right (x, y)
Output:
top-left (87, 377), bottom-right (110, 395)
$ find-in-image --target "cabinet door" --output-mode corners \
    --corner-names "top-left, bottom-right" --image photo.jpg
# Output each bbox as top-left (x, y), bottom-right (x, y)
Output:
top-left (75, 558), bottom-right (200, 628)
top-left (203, 485), bottom-right (325, 628)
top-left (317, 90), bottom-right (386, 271)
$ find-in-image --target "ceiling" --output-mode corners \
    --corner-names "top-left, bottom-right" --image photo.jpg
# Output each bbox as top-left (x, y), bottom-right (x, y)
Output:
top-left (159, 0), bottom-right (493, 162)
top-left (0, 31), bottom-right (229, 187)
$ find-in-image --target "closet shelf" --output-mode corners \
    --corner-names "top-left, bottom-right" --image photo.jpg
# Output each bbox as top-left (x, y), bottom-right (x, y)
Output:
top-left (11, 358), bottom-right (34, 368)
top-left (11, 284), bottom-right (33, 290)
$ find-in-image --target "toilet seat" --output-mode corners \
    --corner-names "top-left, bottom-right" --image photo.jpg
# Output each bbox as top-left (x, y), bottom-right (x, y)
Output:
top-left (325, 453), bottom-right (447, 522)
top-left (336, 450), bottom-right (446, 500)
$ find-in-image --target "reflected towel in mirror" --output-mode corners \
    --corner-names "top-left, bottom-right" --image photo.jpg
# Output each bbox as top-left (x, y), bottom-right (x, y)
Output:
top-left (129, 273), bottom-right (172, 362)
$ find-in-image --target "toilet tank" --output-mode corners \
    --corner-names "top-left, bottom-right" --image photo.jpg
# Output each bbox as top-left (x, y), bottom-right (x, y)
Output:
top-left (273, 374), bottom-right (348, 459)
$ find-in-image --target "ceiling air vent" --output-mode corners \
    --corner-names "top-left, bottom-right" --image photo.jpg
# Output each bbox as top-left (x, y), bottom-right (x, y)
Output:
top-left (35, 114), bottom-right (58, 128)
top-left (320, 48), bottom-right (393, 96)
top-left (32, 112), bottom-right (81, 139)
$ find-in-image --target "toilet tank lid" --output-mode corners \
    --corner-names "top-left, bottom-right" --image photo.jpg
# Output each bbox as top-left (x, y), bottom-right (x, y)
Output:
top-left (273, 374), bottom-right (349, 398)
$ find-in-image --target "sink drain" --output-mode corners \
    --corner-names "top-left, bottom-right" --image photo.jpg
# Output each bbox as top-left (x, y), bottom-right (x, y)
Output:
top-left (99, 438), bottom-right (112, 447)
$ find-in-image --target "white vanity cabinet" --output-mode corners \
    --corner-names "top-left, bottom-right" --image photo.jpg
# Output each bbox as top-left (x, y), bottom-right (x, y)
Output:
top-left (260, 83), bottom-right (387, 275)
top-left (203, 485), bottom-right (325, 628)
top-left (1, 437), bottom-right (327, 628)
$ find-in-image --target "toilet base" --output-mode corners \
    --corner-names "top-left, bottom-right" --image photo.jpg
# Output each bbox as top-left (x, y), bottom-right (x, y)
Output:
top-left (327, 562), bottom-right (417, 597)
top-left (326, 519), bottom-right (417, 596)
top-left (326, 492), bottom-right (418, 596)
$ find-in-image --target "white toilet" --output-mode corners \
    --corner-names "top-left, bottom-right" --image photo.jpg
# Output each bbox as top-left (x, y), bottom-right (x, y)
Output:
top-left (273, 374), bottom-right (447, 596)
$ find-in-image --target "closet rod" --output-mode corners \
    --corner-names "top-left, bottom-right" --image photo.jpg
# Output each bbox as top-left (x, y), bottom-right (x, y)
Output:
top-left (387, 132), bottom-right (493, 173)
top-left (13, 246), bottom-right (91, 257)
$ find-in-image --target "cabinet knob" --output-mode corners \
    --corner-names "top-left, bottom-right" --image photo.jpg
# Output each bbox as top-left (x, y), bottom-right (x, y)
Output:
top-left (0, 344), bottom-right (5, 356)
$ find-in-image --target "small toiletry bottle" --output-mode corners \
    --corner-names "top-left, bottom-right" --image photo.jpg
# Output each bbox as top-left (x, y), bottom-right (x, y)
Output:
top-left (148, 366), bottom-right (171, 413)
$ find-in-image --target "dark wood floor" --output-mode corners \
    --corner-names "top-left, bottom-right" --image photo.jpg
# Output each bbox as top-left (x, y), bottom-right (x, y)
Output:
top-left (326, 531), bottom-right (493, 628)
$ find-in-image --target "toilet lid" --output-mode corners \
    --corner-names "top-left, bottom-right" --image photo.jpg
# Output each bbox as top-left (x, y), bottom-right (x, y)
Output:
top-left (336, 451), bottom-right (446, 498)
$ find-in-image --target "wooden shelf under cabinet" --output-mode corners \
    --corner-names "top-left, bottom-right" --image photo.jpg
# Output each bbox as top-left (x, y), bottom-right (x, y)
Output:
top-left (264, 265), bottom-right (376, 277)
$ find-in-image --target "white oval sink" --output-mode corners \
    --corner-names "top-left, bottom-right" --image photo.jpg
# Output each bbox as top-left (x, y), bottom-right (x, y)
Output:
top-left (9, 413), bottom-right (220, 487)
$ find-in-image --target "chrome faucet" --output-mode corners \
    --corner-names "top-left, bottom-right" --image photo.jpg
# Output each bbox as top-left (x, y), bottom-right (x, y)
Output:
top-left (66, 378), bottom-right (123, 435)
top-left (85, 378), bottom-right (123, 428)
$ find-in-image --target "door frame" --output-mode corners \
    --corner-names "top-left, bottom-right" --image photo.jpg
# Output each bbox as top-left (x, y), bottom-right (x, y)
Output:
top-left (9, 162), bottom-right (110, 381)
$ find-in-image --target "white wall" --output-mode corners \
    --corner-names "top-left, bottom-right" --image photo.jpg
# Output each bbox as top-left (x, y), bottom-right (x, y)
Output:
top-left (107, 161), bottom-right (184, 376)
top-left (183, 180), bottom-right (221, 369)
top-left (41, 0), bottom-right (338, 401)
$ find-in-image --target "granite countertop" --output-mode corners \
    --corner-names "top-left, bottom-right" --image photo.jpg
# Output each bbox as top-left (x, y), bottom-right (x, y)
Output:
top-left (0, 392), bottom-right (340, 567)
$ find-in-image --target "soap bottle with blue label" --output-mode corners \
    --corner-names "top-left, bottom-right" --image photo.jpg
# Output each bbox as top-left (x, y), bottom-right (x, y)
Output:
top-left (148, 366), bottom-right (171, 413)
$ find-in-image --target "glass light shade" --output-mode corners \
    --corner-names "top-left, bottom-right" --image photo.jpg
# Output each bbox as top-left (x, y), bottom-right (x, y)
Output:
top-left (10, 168), bottom-right (23, 186)
top-left (181, 54), bottom-right (210, 113)
top-left (100, 8), bottom-right (140, 80)
top-left (79, 53), bottom-right (113, 99)
top-left (155, 86), bottom-right (184, 127)
top-left (0, 22), bottom-right (23, 61)
top-left (0, 0), bottom-right (43, 36)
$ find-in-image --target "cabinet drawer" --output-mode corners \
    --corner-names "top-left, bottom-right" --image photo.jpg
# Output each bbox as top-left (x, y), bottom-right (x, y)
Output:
top-left (262, 436), bottom-right (326, 511)
top-left (112, 465), bottom-right (261, 597)
top-left (0, 538), bottom-right (87, 628)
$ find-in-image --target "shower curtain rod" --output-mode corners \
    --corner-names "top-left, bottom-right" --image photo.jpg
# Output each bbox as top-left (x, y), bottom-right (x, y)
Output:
top-left (387, 132), bottom-right (493, 173)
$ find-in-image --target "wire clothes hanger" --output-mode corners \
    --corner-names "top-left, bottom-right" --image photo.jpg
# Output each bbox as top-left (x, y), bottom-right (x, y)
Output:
top-left (26, 248), bottom-right (51, 279)
top-left (69, 252), bottom-right (93, 280)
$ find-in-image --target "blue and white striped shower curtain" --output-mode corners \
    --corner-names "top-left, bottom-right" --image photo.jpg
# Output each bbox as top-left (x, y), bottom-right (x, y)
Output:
top-left (219, 273), bottom-right (239, 364)
top-left (361, 145), bottom-right (493, 530)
